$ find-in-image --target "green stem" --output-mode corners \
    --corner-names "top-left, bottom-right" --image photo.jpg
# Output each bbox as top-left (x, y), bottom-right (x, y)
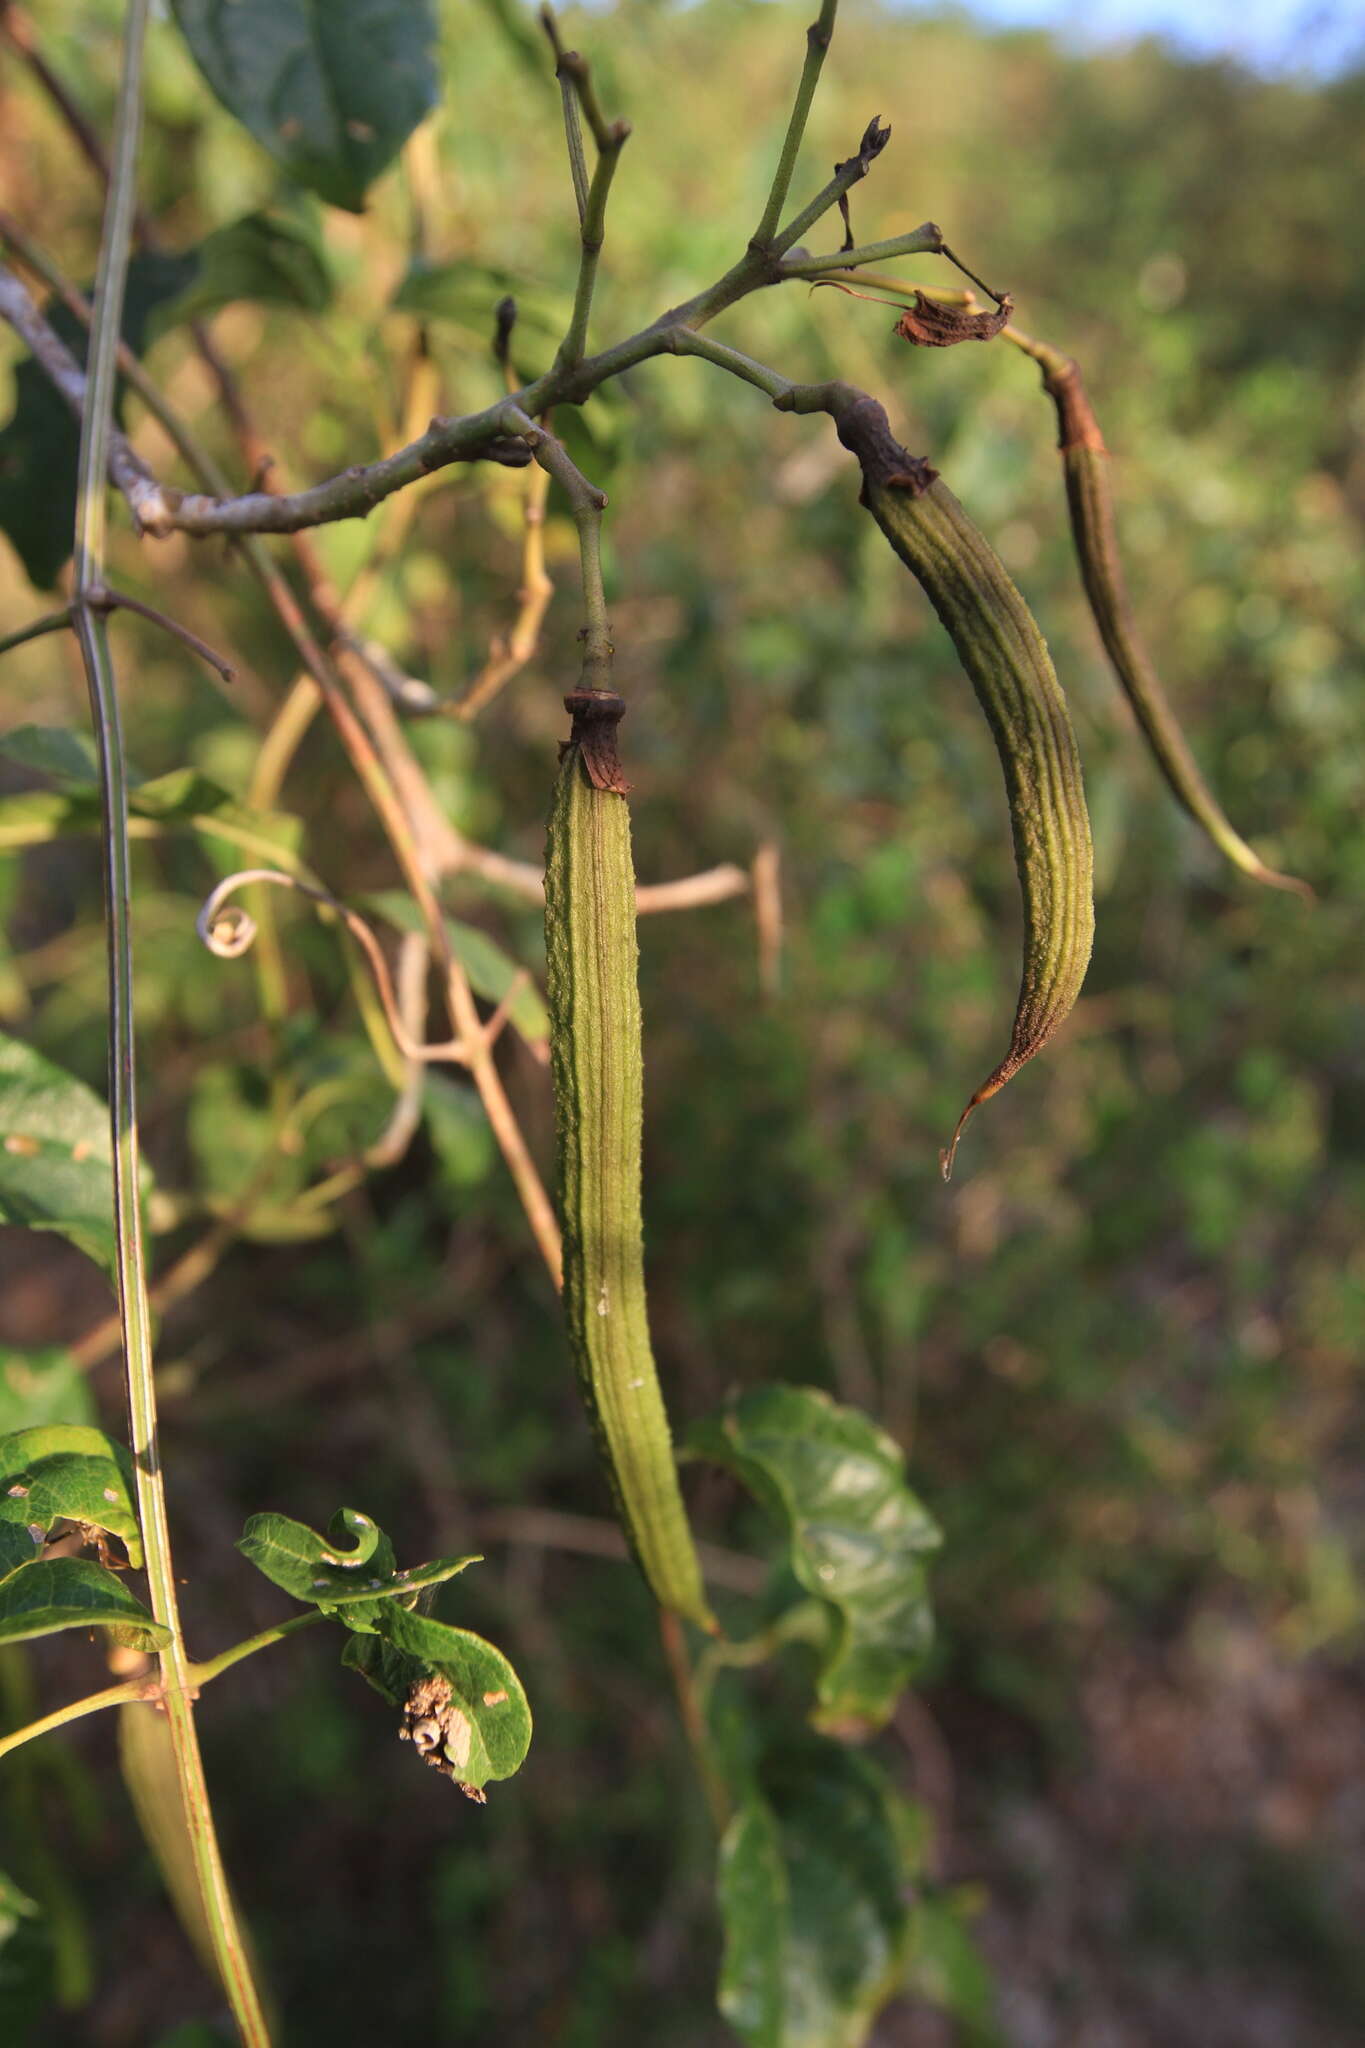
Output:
top-left (752, 0), bottom-right (840, 248)
top-left (0, 1611), bottom-right (328, 1766)
top-left (188, 1610), bottom-right (327, 1688)
top-left (779, 223), bottom-right (944, 278)
top-left (541, 5), bottom-right (590, 223)
top-left (67, 4), bottom-right (270, 2041)
top-left (0, 1676), bottom-right (149, 1764)
top-left (668, 328), bottom-right (794, 401)
top-left (0, 604), bottom-right (72, 656)
top-left (504, 409), bottom-right (614, 689)
top-left (556, 115), bottom-right (630, 370)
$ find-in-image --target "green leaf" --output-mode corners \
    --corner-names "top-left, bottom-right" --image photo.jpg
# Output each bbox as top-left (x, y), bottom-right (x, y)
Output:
top-left (364, 892), bottom-right (549, 1057)
top-left (157, 211), bottom-right (335, 326)
top-left (0, 1869), bottom-right (54, 2041)
top-left (903, 1891), bottom-right (1000, 2047)
top-left (0, 1350), bottom-right (95, 1434)
top-left (0, 254), bottom-right (198, 589)
top-left (170, 0), bottom-right (440, 213)
top-left (237, 1507), bottom-right (476, 1631)
top-left (0, 1425), bottom-right (141, 1568)
top-left (0, 1036), bottom-right (118, 1276)
top-left (0, 1524), bottom-right (41, 1578)
top-left (689, 1387), bottom-right (941, 1734)
top-left (718, 1796), bottom-right (788, 2047)
top-left (0, 727), bottom-right (103, 785)
top-left (0, 1557), bottom-right (168, 1649)
top-left (718, 1738), bottom-right (923, 2048)
top-left (423, 1072), bottom-right (494, 1190)
top-left (0, 770), bottom-right (304, 871)
top-left (345, 1601), bottom-right (532, 1793)
top-left (390, 258), bottom-right (573, 346)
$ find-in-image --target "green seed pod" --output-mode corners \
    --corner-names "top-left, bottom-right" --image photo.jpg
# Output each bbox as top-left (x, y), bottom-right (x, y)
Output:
top-left (831, 392), bottom-right (1095, 1178)
top-left (544, 691), bottom-right (714, 1629)
top-left (1039, 351), bottom-right (1310, 900)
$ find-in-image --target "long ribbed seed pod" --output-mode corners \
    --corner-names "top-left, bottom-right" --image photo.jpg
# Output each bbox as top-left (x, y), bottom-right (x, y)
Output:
top-left (832, 393), bottom-right (1094, 1177)
top-left (1038, 351), bottom-right (1310, 900)
top-left (544, 695), bottom-right (714, 1629)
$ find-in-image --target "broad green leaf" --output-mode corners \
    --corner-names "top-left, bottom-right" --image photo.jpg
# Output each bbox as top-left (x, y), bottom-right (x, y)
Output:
top-left (364, 892), bottom-right (550, 1056)
top-left (0, 771), bottom-right (304, 871)
top-left (0, 1425), bottom-right (141, 1567)
top-left (0, 727), bottom-right (103, 785)
top-left (156, 211), bottom-right (334, 327)
top-left (345, 1601), bottom-right (532, 1792)
top-left (0, 1557), bottom-right (168, 1649)
top-left (0, 1524), bottom-right (41, 1577)
top-left (0, 255), bottom-right (197, 588)
top-left (0, 1350), bottom-right (95, 1433)
top-left (237, 1507), bottom-right (476, 1632)
top-left (390, 259), bottom-right (573, 346)
top-left (689, 1387), bottom-right (941, 1734)
top-left (423, 1072), bottom-right (494, 1190)
top-left (718, 1739), bottom-right (921, 2048)
top-left (0, 1869), bottom-right (54, 2041)
top-left (903, 1891), bottom-right (1000, 2047)
top-left (718, 1796), bottom-right (787, 2047)
top-left (0, 1036), bottom-right (118, 1276)
top-left (170, 0), bottom-right (440, 213)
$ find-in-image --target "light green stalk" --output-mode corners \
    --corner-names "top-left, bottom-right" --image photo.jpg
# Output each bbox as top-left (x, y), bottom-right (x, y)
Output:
top-left (67, 2), bottom-right (270, 2039)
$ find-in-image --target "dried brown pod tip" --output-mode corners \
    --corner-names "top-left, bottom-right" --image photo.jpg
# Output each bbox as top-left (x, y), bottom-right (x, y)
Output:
top-left (1036, 350), bottom-right (1312, 901)
top-left (894, 292), bottom-right (1014, 348)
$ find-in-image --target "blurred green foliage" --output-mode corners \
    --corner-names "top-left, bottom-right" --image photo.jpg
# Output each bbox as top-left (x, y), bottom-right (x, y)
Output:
top-left (0, 0), bottom-right (1362, 2040)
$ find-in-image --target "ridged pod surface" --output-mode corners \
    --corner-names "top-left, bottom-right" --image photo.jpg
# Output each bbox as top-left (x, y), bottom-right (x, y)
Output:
top-left (832, 393), bottom-right (1095, 1176)
top-left (544, 712), bottom-right (713, 1628)
top-left (1039, 352), bottom-right (1310, 900)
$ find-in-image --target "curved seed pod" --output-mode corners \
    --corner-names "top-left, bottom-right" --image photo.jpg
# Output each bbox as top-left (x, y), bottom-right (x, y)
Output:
top-left (1037, 351), bottom-right (1310, 900)
top-left (831, 393), bottom-right (1094, 1179)
top-left (544, 694), bottom-right (714, 1629)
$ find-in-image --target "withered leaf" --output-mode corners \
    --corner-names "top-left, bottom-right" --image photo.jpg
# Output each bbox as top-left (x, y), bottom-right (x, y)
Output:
top-left (894, 292), bottom-right (1013, 348)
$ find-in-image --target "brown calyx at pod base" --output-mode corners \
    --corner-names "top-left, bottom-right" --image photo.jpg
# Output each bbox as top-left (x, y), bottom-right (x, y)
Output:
top-left (561, 688), bottom-right (630, 794)
top-left (894, 291), bottom-right (1014, 348)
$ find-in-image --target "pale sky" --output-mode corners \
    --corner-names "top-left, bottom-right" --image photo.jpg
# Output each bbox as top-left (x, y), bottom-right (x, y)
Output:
top-left (952, 0), bottom-right (1363, 74)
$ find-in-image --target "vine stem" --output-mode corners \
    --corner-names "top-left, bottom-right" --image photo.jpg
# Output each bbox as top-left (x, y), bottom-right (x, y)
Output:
top-left (752, 0), bottom-right (840, 248)
top-left (67, 2), bottom-right (270, 2039)
top-left (0, 1612), bottom-right (328, 1767)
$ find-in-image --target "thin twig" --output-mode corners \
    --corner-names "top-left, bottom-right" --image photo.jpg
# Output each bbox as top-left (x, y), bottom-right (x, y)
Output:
top-left (477, 1505), bottom-right (767, 1596)
top-left (0, 263), bottom-right (165, 525)
top-left (89, 585), bottom-right (235, 682)
top-left (778, 222), bottom-right (944, 278)
top-left (752, 0), bottom-right (840, 248)
top-left (452, 453), bottom-right (554, 721)
top-left (541, 6), bottom-right (591, 224)
top-left (751, 841), bottom-right (783, 997)
top-left (539, 6), bottom-right (617, 151)
top-left (63, 2), bottom-right (269, 2036)
top-left (365, 932), bottom-right (434, 1169)
top-left (0, 605), bottom-right (71, 657)
top-left (195, 868), bottom-right (467, 1065)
